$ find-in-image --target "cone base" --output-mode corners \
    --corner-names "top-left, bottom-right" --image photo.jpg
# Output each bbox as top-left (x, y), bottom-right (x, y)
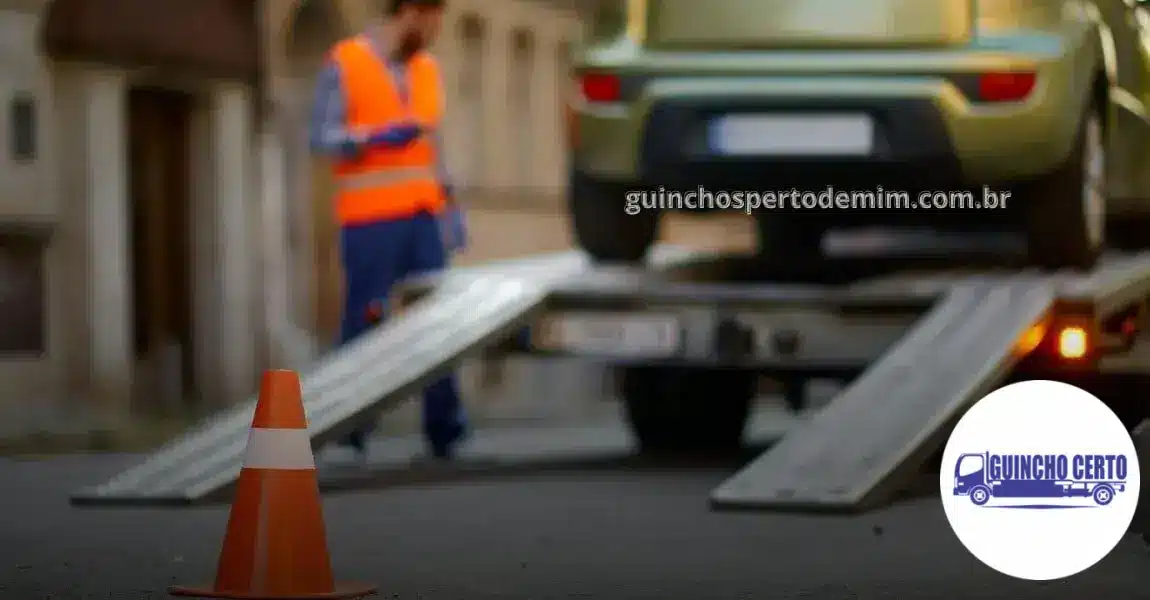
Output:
top-left (168, 582), bottom-right (376, 599)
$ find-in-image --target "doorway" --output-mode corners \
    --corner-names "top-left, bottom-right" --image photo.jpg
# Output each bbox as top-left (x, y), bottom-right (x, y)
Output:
top-left (127, 86), bottom-right (195, 412)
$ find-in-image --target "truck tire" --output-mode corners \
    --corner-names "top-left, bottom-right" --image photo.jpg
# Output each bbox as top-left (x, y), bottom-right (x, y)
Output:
top-left (1021, 105), bottom-right (1105, 270)
top-left (620, 367), bottom-right (755, 456)
top-left (969, 485), bottom-right (991, 506)
top-left (569, 170), bottom-right (659, 263)
top-left (1107, 214), bottom-right (1150, 251)
top-left (757, 214), bottom-right (826, 260)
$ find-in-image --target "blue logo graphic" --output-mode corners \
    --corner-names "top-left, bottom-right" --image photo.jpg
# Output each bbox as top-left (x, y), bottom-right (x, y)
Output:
top-left (952, 452), bottom-right (1129, 508)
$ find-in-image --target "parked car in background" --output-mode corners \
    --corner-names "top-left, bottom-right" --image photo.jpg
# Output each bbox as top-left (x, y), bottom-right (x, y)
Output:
top-left (567, 0), bottom-right (1150, 268)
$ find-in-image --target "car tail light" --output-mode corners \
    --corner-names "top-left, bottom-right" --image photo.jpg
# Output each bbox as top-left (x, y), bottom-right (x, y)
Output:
top-left (579, 72), bottom-right (621, 103)
top-left (977, 72), bottom-right (1037, 102)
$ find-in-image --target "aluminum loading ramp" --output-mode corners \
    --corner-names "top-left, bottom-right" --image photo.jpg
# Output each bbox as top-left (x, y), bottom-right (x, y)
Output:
top-left (70, 278), bottom-right (546, 506)
top-left (711, 280), bottom-right (1054, 512)
top-left (70, 247), bottom-right (699, 507)
top-left (711, 253), bottom-right (1150, 513)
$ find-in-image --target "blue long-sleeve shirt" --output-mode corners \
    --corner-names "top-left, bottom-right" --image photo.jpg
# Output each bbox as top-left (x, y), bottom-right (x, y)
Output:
top-left (309, 35), bottom-right (452, 191)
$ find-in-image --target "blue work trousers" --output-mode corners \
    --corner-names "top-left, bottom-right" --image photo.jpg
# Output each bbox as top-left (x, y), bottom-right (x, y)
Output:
top-left (338, 212), bottom-right (467, 455)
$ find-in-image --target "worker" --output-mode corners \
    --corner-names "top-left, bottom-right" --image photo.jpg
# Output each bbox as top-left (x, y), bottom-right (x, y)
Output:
top-left (309, 0), bottom-right (467, 460)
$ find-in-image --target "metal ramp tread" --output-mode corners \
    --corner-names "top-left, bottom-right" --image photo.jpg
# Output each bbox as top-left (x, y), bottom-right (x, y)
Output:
top-left (70, 277), bottom-right (549, 506)
top-left (711, 280), bottom-right (1056, 512)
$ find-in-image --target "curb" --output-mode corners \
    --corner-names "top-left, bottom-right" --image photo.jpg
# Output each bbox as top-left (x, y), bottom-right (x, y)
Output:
top-left (0, 418), bottom-right (193, 457)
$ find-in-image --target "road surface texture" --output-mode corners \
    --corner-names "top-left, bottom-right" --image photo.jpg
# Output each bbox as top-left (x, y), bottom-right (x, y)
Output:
top-left (5, 435), bottom-right (1150, 598)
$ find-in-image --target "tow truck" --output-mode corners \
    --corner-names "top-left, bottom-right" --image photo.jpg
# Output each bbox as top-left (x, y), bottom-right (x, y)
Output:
top-left (67, 238), bottom-right (1150, 534)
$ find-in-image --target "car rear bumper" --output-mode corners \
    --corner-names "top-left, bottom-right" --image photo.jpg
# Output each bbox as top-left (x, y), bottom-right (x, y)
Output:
top-left (573, 62), bottom-right (1085, 185)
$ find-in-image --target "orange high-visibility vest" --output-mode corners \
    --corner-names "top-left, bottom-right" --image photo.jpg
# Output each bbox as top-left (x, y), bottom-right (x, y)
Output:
top-left (329, 36), bottom-right (446, 224)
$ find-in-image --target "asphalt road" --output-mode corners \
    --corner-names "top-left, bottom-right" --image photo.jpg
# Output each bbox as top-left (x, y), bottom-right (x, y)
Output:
top-left (5, 435), bottom-right (1150, 599)
top-left (5, 327), bottom-right (1150, 599)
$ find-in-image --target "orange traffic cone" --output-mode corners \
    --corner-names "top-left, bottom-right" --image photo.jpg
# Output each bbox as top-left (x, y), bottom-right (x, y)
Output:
top-left (170, 370), bottom-right (376, 599)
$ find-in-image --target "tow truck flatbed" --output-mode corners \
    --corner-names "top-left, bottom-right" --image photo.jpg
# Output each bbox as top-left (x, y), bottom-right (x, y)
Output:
top-left (483, 254), bottom-right (1150, 378)
top-left (70, 245), bottom-right (1150, 522)
top-left (418, 250), bottom-right (1150, 513)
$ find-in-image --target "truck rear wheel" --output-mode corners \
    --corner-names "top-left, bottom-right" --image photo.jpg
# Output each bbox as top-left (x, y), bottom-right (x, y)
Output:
top-left (757, 214), bottom-right (826, 259)
top-left (1107, 214), bottom-right (1150, 251)
top-left (1021, 106), bottom-right (1105, 269)
top-left (1093, 484), bottom-right (1115, 506)
top-left (620, 367), bottom-right (755, 456)
top-left (569, 170), bottom-right (660, 263)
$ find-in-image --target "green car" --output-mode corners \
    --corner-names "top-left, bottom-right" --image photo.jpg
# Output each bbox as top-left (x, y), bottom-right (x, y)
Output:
top-left (568, 0), bottom-right (1150, 268)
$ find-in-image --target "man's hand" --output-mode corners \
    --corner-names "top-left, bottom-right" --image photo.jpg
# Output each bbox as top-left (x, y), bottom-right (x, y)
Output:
top-left (337, 127), bottom-right (372, 157)
top-left (441, 204), bottom-right (467, 253)
top-left (366, 122), bottom-right (423, 148)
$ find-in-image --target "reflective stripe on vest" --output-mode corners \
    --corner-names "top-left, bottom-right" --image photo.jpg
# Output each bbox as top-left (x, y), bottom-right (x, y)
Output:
top-left (329, 36), bottom-right (446, 224)
top-left (335, 166), bottom-right (438, 192)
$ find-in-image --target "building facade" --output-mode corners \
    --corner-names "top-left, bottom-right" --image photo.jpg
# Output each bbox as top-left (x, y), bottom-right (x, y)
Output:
top-left (0, 0), bottom-right (582, 426)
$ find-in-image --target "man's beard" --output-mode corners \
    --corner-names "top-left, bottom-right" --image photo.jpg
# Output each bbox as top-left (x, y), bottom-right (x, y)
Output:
top-left (396, 34), bottom-right (423, 59)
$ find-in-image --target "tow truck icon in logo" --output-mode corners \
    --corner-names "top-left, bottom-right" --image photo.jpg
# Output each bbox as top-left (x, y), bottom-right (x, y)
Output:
top-left (953, 452), bottom-right (1128, 507)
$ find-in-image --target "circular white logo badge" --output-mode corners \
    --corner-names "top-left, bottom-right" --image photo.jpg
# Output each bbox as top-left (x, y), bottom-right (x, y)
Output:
top-left (940, 380), bottom-right (1140, 581)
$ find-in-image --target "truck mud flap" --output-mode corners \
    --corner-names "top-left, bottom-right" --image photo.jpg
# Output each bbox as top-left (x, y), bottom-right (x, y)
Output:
top-left (711, 281), bottom-right (1055, 513)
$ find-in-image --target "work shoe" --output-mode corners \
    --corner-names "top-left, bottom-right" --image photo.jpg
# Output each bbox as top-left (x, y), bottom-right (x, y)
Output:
top-left (427, 421), bottom-right (469, 460)
top-left (339, 423), bottom-right (376, 460)
top-left (345, 429), bottom-right (368, 455)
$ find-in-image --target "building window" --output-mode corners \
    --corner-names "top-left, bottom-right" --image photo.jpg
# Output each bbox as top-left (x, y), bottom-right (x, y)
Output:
top-left (9, 96), bottom-right (36, 162)
top-left (0, 236), bottom-right (46, 356)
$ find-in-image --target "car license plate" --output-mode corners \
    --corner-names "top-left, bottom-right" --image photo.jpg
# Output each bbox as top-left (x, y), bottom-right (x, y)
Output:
top-left (709, 114), bottom-right (874, 156)
top-left (533, 313), bottom-right (681, 358)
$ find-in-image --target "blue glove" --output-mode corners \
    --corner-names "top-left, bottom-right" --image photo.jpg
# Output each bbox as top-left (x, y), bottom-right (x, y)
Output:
top-left (442, 204), bottom-right (467, 253)
top-left (366, 123), bottom-right (422, 148)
